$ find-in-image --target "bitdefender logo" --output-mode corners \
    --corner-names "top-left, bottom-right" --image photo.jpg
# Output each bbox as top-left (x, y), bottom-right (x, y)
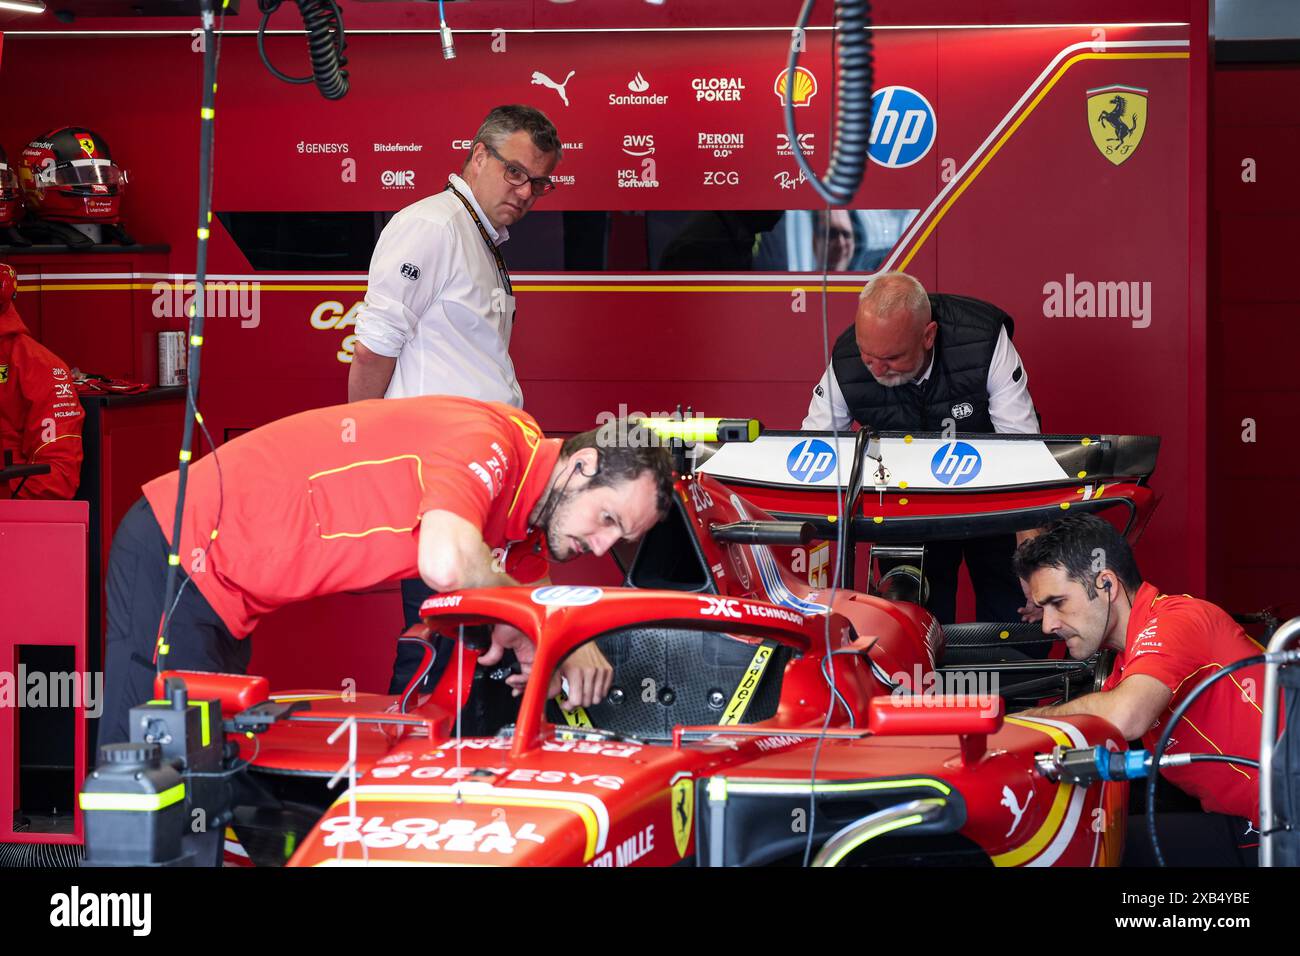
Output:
top-left (374, 142), bottom-right (423, 153)
top-left (381, 170), bottom-right (416, 189)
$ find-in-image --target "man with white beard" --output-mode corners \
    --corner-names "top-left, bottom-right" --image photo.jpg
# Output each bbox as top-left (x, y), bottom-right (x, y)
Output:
top-left (801, 272), bottom-right (1040, 625)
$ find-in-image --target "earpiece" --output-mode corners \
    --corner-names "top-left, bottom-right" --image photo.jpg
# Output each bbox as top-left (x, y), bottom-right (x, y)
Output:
top-left (1100, 579), bottom-right (1112, 591)
top-left (575, 460), bottom-right (599, 478)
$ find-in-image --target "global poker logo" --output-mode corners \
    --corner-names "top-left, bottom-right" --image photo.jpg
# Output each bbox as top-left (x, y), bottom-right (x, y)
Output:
top-left (930, 441), bottom-right (982, 486)
top-left (869, 86), bottom-right (937, 168)
top-left (786, 439), bottom-right (836, 483)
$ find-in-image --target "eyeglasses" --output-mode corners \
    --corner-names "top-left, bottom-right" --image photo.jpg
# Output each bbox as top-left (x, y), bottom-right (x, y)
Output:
top-left (484, 144), bottom-right (556, 196)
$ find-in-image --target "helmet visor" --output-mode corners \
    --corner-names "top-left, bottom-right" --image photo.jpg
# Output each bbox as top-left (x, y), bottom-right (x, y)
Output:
top-left (45, 158), bottom-right (127, 189)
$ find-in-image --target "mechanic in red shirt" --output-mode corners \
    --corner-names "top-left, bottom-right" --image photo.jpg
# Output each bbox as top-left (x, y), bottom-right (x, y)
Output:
top-left (99, 396), bottom-right (674, 744)
top-left (0, 263), bottom-right (85, 498)
top-left (1012, 514), bottom-right (1273, 865)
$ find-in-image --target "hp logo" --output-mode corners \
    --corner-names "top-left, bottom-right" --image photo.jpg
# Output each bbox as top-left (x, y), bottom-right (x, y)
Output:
top-left (531, 586), bottom-right (603, 607)
top-left (869, 86), bottom-right (937, 168)
top-left (930, 441), bottom-right (982, 486)
top-left (787, 439), bottom-right (837, 483)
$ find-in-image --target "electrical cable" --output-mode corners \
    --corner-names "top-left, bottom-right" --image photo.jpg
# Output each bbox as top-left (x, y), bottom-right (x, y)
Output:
top-left (1146, 653), bottom-right (1267, 866)
top-left (783, 0), bottom-right (873, 206)
top-left (257, 0), bottom-right (349, 99)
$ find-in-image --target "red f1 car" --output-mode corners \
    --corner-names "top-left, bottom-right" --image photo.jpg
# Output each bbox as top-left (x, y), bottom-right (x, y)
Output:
top-left (109, 426), bottom-right (1164, 867)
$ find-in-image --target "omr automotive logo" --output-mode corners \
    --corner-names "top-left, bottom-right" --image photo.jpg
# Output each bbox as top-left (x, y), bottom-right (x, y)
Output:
top-left (786, 439), bottom-right (836, 483)
top-left (930, 441), bottom-right (982, 486)
top-left (869, 86), bottom-right (937, 168)
top-left (381, 170), bottom-right (416, 189)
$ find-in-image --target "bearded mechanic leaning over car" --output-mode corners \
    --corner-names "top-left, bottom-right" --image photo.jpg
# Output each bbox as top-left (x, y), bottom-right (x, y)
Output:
top-left (1013, 514), bottom-right (1275, 866)
top-left (98, 395), bottom-right (674, 746)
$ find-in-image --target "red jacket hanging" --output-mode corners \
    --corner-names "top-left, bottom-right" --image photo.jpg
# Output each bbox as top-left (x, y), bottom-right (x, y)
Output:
top-left (0, 302), bottom-right (85, 498)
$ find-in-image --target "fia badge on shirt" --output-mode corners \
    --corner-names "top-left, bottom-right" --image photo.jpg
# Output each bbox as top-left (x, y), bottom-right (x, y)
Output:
top-left (400, 262), bottom-right (421, 281)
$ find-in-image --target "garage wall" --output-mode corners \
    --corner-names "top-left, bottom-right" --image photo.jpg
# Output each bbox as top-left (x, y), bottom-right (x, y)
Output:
top-left (0, 1), bottom-right (1214, 689)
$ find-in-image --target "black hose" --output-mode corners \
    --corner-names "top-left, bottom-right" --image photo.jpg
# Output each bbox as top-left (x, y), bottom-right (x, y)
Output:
top-left (1146, 654), bottom-right (1267, 866)
top-left (258, 0), bottom-right (349, 100)
top-left (784, 0), bottom-right (873, 206)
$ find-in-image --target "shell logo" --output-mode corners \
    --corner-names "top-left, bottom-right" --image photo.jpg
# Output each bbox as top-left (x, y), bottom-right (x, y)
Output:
top-left (773, 66), bottom-right (818, 107)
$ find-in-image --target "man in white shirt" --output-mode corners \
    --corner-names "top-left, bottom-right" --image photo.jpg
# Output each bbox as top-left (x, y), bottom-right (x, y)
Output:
top-left (801, 272), bottom-right (1040, 625)
top-left (348, 104), bottom-right (562, 405)
top-left (348, 105), bottom-right (563, 695)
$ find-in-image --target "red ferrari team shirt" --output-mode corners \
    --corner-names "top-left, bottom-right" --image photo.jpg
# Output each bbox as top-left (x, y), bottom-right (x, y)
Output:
top-left (143, 396), bottom-right (560, 637)
top-left (1102, 582), bottom-right (1273, 822)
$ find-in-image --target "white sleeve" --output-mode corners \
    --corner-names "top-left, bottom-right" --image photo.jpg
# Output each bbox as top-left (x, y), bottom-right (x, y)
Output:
top-left (801, 364), bottom-right (854, 431)
top-left (987, 326), bottom-right (1040, 434)
top-left (354, 213), bottom-right (457, 358)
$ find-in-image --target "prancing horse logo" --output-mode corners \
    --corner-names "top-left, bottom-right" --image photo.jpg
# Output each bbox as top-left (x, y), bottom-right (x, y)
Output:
top-left (1087, 84), bottom-right (1147, 165)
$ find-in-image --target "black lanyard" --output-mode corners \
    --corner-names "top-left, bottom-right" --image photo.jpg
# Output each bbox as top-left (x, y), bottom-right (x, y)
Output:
top-left (446, 181), bottom-right (512, 296)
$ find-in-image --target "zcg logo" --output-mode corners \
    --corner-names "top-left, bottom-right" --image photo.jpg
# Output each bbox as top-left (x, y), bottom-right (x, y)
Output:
top-left (786, 439), bottom-right (836, 483)
top-left (703, 170), bottom-right (739, 185)
top-left (930, 441), bottom-right (982, 486)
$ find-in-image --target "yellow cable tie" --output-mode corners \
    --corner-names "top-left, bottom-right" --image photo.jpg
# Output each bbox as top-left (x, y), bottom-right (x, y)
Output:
top-left (210, 529), bottom-right (219, 540)
top-left (190, 334), bottom-right (204, 346)
top-left (194, 411), bottom-right (204, 424)
top-left (159, 643), bottom-right (170, 655)
top-left (168, 554), bottom-right (180, 566)
top-left (197, 227), bottom-right (210, 240)
top-left (179, 450), bottom-right (192, 462)
top-left (201, 107), bottom-right (215, 120)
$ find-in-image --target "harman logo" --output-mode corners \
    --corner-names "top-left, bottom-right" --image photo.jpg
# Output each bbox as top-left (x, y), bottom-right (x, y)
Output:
top-left (774, 66), bottom-right (818, 107)
top-left (951, 402), bottom-right (973, 420)
top-left (786, 438), bottom-right (836, 483)
top-left (1041, 274), bottom-right (1152, 329)
top-left (869, 86), bottom-right (937, 168)
top-left (381, 170), bottom-right (416, 189)
top-left (930, 441), bottom-right (982, 486)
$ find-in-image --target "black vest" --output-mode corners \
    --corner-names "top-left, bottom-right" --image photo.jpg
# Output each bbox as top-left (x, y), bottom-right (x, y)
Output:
top-left (832, 294), bottom-right (1013, 433)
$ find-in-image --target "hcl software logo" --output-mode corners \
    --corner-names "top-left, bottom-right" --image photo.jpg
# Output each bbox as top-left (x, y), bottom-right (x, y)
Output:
top-left (930, 441), bottom-right (982, 486)
top-left (787, 439), bottom-right (837, 483)
top-left (869, 86), bottom-right (937, 168)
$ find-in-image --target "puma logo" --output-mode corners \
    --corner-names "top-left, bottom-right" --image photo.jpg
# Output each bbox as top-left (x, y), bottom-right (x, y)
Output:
top-left (531, 70), bottom-right (575, 107)
top-left (1001, 785), bottom-right (1034, 837)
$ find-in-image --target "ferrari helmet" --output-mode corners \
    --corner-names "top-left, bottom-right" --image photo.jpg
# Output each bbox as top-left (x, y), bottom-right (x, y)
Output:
top-left (0, 262), bottom-right (16, 315)
top-left (0, 145), bottom-right (23, 227)
top-left (18, 127), bottom-right (128, 224)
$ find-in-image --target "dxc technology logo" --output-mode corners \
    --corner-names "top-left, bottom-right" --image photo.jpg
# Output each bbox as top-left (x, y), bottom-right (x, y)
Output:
top-left (786, 439), bottom-right (837, 483)
top-left (930, 441), bottom-right (982, 486)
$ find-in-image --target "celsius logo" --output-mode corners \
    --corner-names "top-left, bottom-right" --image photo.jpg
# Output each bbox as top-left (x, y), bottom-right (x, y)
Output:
top-left (930, 441), bottom-right (982, 486)
top-left (869, 86), bottom-right (937, 168)
top-left (787, 439), bottom-right (836, 483)
top-left (381, 170), bottom-right (416, 188)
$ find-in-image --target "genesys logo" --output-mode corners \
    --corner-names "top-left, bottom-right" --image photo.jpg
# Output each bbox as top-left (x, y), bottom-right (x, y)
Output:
top-left (698, 132), bottom-right (744, 157)
top-left (622, 134), bottom-right (655, 157)
top-left (374, 142), bottom-right (423, 153)
top-left (693, 77), bottom-right (746, 102)
top-left (297, 141), bottom-right (349, 154)
top-left (776, 131), bottom-right (815, 156)
top-left (869, 86), bottom-right (937, 168)
top-left (381, 169), bottom-right (416, 189)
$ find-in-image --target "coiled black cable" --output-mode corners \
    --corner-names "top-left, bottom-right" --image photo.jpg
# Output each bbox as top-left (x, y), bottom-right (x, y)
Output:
top-left (1146, 653), bottom-right (1266, 866)
top-left (258, 0), bottom-right (349, 100)
top-left (784, 0), bottom-right (873, 206)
